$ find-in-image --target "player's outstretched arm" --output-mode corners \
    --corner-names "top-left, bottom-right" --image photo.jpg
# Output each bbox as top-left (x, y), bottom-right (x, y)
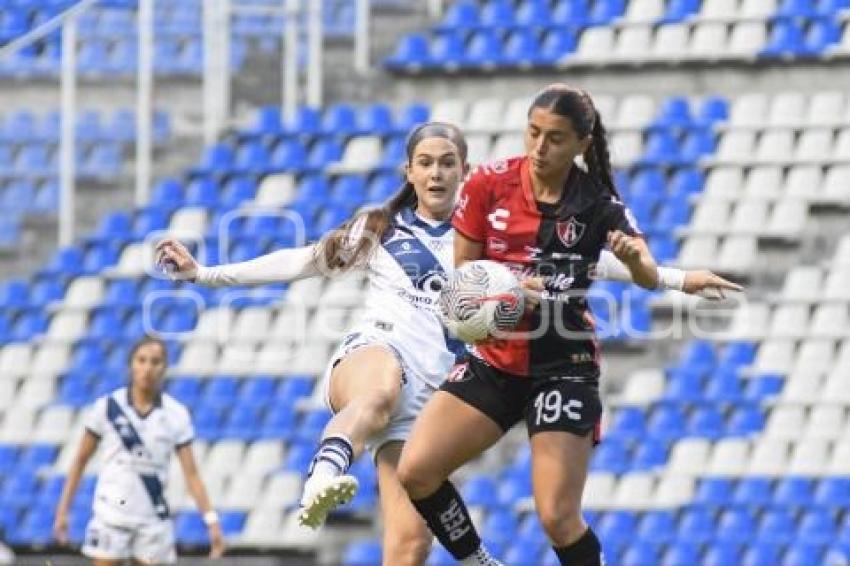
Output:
top-left (595, 250), bottom-right (743, 299)
top-left (53, 430), bottom-right (99, 545)
top-left (608, 230), bottom-right (659, 289)
top-left (155, 238), bottom-right (321, 287)
top-left (176, 444), bottom-right (225, 559)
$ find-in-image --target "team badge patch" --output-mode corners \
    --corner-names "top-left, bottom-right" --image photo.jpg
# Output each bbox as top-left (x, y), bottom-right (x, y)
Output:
top-left (556, 217), bottom-right (586, 248)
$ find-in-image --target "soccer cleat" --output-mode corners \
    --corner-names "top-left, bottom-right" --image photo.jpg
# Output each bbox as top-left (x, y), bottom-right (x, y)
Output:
top-left (297, 474), bottom-right (359, 529)
top-left (461, 546), bottom-right (505, 566)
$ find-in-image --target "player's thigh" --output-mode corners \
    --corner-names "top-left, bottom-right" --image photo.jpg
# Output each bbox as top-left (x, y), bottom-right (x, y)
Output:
top-left (82, 516), bottom-right (131, 563)
top-left (376, 442), bottom-right (431, 545)
top-left (398, 390), bottom-right (503, 491)
top-left (131, 520), bottom-right (176, 565)
top-left (328, 345), bottom-right (404, 412)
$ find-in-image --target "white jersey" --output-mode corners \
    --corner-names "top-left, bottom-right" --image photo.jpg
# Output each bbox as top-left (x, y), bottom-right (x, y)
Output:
top-left (84, 388), bottom-right (193, 528)
top-left (348, 207), bottom-right (465, 389)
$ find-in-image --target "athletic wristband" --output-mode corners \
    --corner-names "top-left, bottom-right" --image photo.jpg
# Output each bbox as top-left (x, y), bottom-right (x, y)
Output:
top-left (657, 267), bottom-right (686, 292)
top-left (203, 510), bottom-right (220, 526)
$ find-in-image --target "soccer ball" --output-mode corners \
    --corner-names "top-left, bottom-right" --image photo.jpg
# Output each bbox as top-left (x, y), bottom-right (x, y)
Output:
top-left (438, 260), bottom-right (526, 343)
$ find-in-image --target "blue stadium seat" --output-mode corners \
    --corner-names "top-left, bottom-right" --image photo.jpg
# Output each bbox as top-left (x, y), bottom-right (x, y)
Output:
top-left (11, 309), bottom-right (49, 341)
top-left (539, 28), bottom-right (578, 63)
top-left (517, 514), bottom-right (548, 550)
top-left (598, 510), bottom-right (637, 549)
top-left (246, 106), bottom-right (283, 138)
top-left (220, 176), bottom-right (257, 208)
top-left (705, 543), bottom-right (742, 566)
top-left (663, 371), bottom-right (704, 403)
top-left (19, 506), bottom-right (55, 545)
top-left (428, 32), bottom-right (466, 70)
top-left (36, 475), bottom-right (65, 509)
top-left (0, 278), bottom-right (29, 309)
top-left (435, 1), bottom-right (479, 32)
top-left (516, 0), bottom-right (552, 27)
top-left (239, 377), bottom-right (276, 408)
top-left (662, 541), bottom-right (701, 566)
top-left (0, 445), bottom-right (19, 475)
top-left (426, 545), bottom-right (455, 566)
top-left (184, 178), bottom-right (220, 208)
top-left (817, 0), bottom-right (850, 17)
top-left (1, 473), bottom-right (39, 510)
top-left (377, 136), bottom-right (406, 171)
top-left (90, 211), bottom-right (132, 242)
top-left (283, 106), bottom-right (322, 136)
top-left (133, 207), bottom-right (169, 239)
top-left (504, 29), bottom-right (545, 67)
top-left (588, 0), bottom-right (626, 25)
top-left (31, 179), bottom-right (59, 213)
top-left (464, 30), bottom-right (505, 68)
top-left (695, 96), bottom-right (729, 127)
top-left (814, 478), bottom-right (850, 508)
top-left (660, 0), bottom-right (701, 23)
top-left (481, 510), bottom-right (518, 546)
top-left (233, 141), bottom-right (271, 175)
top-left (639, 132), bottom-right (681, 167)
top-left (268, 139), bottom-right (309, 173)
top-left (321, 104), bottom-right (358, 137)
top-left (175, 511), bottom-right (208, 544)
top-left (551, 0), bottom-right (590, 26)
top-left (679, 129), bottom-right (717, 162)
top-left (743, 373), bottom-right (783, 401)
top-left (342, 539), bottom-right (382, 566)
top-left (606, 407), bottom-right (646, 440)
top-left (631, 439), bottom-right (667, 470)
top-left (497, 473), bottom-right (532, 506)
top-left (275, 376), bottom-right (314, 407)
top-left (166, 378), bottom-right (202, 407)
top-left (193, 406), bottom-right (223, 441)
top-left (395, 103), bottom-right (430, 132)
top-left (776, 0), bottom-right (818, 19)
top-left (726, 405), bottom-right (764, 436)
top-left (283, 440), bottom-right (314, 472)
top-left (306, 139), bottom-right (344, 171)
top-left (719, 341), bottom-right (756, 371)
top-left (761, 21), bottom-right (806, 57)
top-left (591, 438), bottom-right (630, 473)
top-left (103, 279), bottom-right (138, 308)
top-left (783, 542), bottom-right (824, 566)
top-left (717, 509), bottom-right (756, 543)
top-left (735, 478), bottom-right (774, 507)
top-left (638, 511), bottom-right (677, 543)
top-left (191, 143), bottom-right (234, 177)
top-left (704, 370), bottom-right (743, 402)
top-left (622, 541), bottom-right (660, 566)
top-left (798, 510), bottom-right (836, 545)
top-left (223, 405), bottom-right (262, 440)
top-left (296, 408), bottom-right (333, 442)
top-left (358, 103), bottom-right (394, 136)
top-left (108, 109), bottom-right (137, 143)
top-left (678, 507), bottom-right (715, 542)
top-left (0, 216), bottom-right (21, 248)
top-left (82, 243), bottom-right (119, 273)
top-left (0, 180), bottom-right (35, 213)
top-left (70, 341), bottom-right (107, 372)
top-left (653, 97), bottom-right (694, 129)
top-left (742, 541), bottom-right (782, 566)
top-left (312, 204), bottom-right (353, 239)
top-left (462, 474), bottom-right (499, 508)
top-left (479, 0), bottom-right (516, 29)
top-left (261, 404), bottom-right (297, 440)
top-left (804, 18), bottom-right (841, 54)
top-left (774, 476), bottom-right (813, 507)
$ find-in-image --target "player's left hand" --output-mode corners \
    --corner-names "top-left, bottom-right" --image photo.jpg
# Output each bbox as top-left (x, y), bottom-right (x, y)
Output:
top-left (208, 522), bottom-right (226, 559)
top-left (608, 230), bottom-right (642, 264)
top-left (683, 270), bottom-right (743, 300)
top-left (520, 277), bottom-right (545, 313)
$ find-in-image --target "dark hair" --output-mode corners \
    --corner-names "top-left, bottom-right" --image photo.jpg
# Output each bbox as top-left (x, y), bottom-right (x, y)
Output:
top-left (128, 335), bottom-right (168, 367)
top-left (528, 84), bottom-right (621, 200)
top-left (316, 121), bottom-right (467, 271)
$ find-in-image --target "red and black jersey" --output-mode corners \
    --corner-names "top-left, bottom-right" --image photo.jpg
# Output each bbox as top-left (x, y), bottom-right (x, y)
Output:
top-left (453, 156), bottom-right (640, 381)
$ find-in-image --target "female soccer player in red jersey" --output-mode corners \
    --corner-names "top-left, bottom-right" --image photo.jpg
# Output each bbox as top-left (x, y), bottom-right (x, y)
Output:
top-left (397, 84), bottom-right (741, 566)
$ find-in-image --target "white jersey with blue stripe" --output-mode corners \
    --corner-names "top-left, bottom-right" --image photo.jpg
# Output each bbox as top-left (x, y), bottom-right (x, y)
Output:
top-left (348, 207), bottom-right (465, 389)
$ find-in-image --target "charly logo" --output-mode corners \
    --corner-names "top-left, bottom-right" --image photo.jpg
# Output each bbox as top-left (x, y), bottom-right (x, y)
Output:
top-left (488, 237), bottom-right (508, 254)
top-left (556, 217), bottom-right (586, 248)
top-left (396, 241), bottom-right (421, 256)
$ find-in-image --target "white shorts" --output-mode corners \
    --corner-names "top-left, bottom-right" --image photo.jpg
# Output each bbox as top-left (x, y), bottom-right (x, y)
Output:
top-left (82, 514), bottom-right (176, 564)
top-left (322, 330), bottom-right (437, 460)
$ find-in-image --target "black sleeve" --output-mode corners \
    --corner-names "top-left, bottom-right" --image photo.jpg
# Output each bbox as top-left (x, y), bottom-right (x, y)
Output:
top-left (599, 198), bottom-right (641, 237)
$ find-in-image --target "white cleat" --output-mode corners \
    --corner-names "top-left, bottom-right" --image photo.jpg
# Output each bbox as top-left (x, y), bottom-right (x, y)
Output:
top-left (297, 474), bottom-right (359, 529)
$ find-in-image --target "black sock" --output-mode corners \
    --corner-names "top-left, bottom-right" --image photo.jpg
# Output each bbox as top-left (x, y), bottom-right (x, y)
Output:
top-left (410, 480), bottom-right (481, 559)
top-left (553, 527), bottom-right (602, 566)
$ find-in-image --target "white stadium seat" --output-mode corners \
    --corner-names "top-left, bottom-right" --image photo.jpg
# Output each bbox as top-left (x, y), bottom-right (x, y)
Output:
top-left (793, 339), bottom-right (836, 375)
top-left (741, 0), bottom-right (777, 18)
top-left (231, 307), bottom-right (273, 344)
top-left (747, 438), bottom-right (789, 476)
top-left (205, 440), bottom-right (246, 477)
top-left (834, 234), bottom-right (850, 265)
top-left (254, 343), bottom-right (296, 374)
top-left (752, 338), bottom-right (796, 374)
top-left (192, 307), bottom-right (235, 344)
top-left (765, 406), bottom-right (806, 439)
top-left (614, 472), bottom-right (655, 509)
top-left (654, 475), bottom-right (694, 508)
top-left (668, 439), bottom-right (711, 475)
top-left (46, 311), bottom-right (88, 343)
top-left (326, 136), bottom-right (382, 174)
top-left (465, 134), bottom-right (493, 167)
top-left (709, 439), bottom-right (751, 476)
top-left (780, 371), bottom-right (822, 404)
top-left (466, 98), bottom-right (505, 134)
top-left (729, 93), bottom-right (770, 128)
top-left (430, 99), bottom-right (467, 126)
top-left (784, 165), bottom-right (823, 200)
top-left (832, 128), bottom-right (850, 161)
top-left (717, 235), bottom-right (757, 274)
top-left (503, 97), bottom-right (533, 132)
top-left (651, 24), bottom-right (690, 63)
top-left (615, 95), bottom-right (656, 130)
top-left (569, 27), bottom-right (616, 65)
top-left (288, 343), bottom-right (332, 377)
top-left (769, 304), bottom-right (810, 338)
top-left (729, 201), bottom-right (769, 235)
top-left (724, 302), bottom-right (771, 340)
top-left (755, 130), bottom-right (794, 163)
top-left (795, 129), bottom-right (834, 164)
top-left (490, 134), bottom-right (524, 159)
top-left (253, 174), bottom-right (295, 207)
top-left (829, 440), bottom-right (850, 475)
top-left (583, 472), bottom-right (617, 509)
top-left (615, 369), bottom-right (665, 406)
top-left (788, 439), bottom-right (830, 476)
top-left (806, 406), bottom-right (845, 439)
top-left (30, 343), bottom-right (70, 376)
top-left (269, 305), bottom-right (310, 345)
top-left (609, 132), bottom-right (644, 167)
top-left (308, 307), bottom-right (350, 345)
top-left (613, 26), bottom-right (653, 63)
top-left (108, 242), bottom-right (147, 278)
top-left (821, 165), bottom-right (850, 203)
top-left (240, 509), bottom-right (283, 546)
top-left (0, 379), bottom-right (18, 411)
top-left (823, 268), bottom-right (850, 301)
top-left (698, 0), bottom-right (740, 20)
top-left (218, 344), bottom-right (257, 375)
top-left (622, 0), bottom-right (665, 22)
top-left (0, 406), bottom-right (37, 443)
top-left (593, 94), bottom-right (617, 125)
top-left (223, 472), bottom-right (266, 510)
top-left (704, 166), bottom-right (744, 200)
top-left (33, 405), bottom-right (74, 444)
top-left (743, 166), bottom-right (783, 201)
top-left (822, 369), bottom-right (850, 405)
top-left (714, 131), bottom-right (757, 164)
top-left (260, 472), bottom-right (303, 509)
top-left (0, 344), bottom-right (33, 379)
top-left (244, 440), bottom-right (284, 476)
top-left (810, 304), bottom-right (849, 338)
top-left (321, 273), bottom-right (366, 307)
top-left (689, 23), bottom-right (729, 60)
top-left (690, 202), bottom-right (732, 234)
top-left (727, 22), bottom-right (767, 59)
top-left (63, 276), bottom-right (104, 309)
top-left (172, 342), bottom-right (219, 376)
top-left (767, 91), bottom-right (806, 127)
top-left (677, 236), bottom-right (718, 270)
top-left (285, 278), bottom-right (324, 307)
top-left (16, 377), bottom-right (56, 408)
top-left (168, 207), bottom-right (208, 237)
top-left (806, 91), bottom-right (844, 126)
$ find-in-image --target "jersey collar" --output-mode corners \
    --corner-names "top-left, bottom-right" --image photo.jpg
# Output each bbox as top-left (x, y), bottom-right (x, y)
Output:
top-left (400, 206), bottom-right (453, 237)
top-left (520, 157), bottom-right (600, 219)
top-left (127, 387), bottom-right (162, 419)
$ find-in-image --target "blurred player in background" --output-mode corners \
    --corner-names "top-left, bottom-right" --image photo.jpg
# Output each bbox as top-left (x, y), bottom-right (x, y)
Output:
top-left (397, 84), bottom-right (741, 566)
top-left (157, 118), bottom-right (738, 565)
top-left (53, 336), bottom-right (225, 565)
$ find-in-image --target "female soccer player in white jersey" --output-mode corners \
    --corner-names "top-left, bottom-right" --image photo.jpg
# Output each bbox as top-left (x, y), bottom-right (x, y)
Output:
top-left (156, 121), bottom-right (738, 566)
top-left (53, 336), bottom-right (225, 565)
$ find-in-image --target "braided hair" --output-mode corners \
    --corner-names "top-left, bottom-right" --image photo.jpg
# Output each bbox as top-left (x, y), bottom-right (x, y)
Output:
top-left (528, 84), bottom-right (621, 200)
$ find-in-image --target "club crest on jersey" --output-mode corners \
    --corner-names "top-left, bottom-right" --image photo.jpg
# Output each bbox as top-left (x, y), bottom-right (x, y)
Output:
top-left (488, 237), bottom-right (507, 254)
top-left (556, 217), bottom-right (586, 248)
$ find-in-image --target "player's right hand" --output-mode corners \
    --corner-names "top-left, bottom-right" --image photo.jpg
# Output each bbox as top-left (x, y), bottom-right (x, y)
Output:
top-left (155, 238), bottom-right (200, 281)
top-left (53, 511), bottom-right (69, 545)
top-left (520, 277), bottom-right (545, 313)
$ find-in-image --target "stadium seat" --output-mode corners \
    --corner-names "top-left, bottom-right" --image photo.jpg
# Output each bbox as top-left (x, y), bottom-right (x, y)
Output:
top-left (342, 540), bottom-right (382, 566)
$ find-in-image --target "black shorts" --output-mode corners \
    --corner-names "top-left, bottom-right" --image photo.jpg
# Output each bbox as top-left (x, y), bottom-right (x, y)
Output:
top-left (440, 356), bottom-right (603, 441)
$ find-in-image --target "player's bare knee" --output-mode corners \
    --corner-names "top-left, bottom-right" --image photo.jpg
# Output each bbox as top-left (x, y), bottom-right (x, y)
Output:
top-left (397, 458), bottom-right (439, 500)
top-left (538, 503), bottom-right (585, 546)
top-left (357, 388), bottom-right (396, 428)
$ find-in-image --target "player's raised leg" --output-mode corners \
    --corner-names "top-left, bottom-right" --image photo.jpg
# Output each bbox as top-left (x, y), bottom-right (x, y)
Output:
top-left (298, 345), bottom-right (403, 528)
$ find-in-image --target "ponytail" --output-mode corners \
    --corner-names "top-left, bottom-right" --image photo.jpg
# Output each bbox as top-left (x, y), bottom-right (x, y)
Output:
top-left (583, 109), bottom-right (621, 200)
